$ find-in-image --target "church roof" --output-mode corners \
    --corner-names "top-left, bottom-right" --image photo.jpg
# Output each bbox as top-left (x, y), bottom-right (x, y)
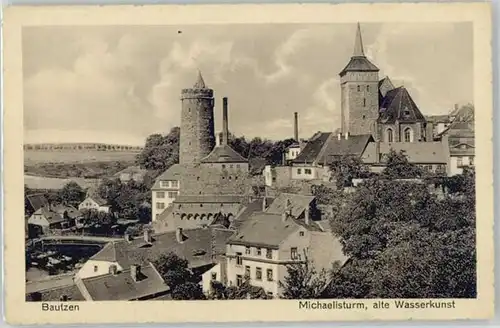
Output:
top-left (193, 70), bottom-right (206, 89)
top-left (201, 144), bottom-right (248, 163)
top-left (339, 23), bottom-right (379, 76)
top-left (378, 87), bottom-right (426, 124)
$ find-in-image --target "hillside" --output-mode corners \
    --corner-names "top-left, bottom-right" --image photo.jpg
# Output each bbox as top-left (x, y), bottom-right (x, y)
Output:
top-left (23, 143), bottom-right (143, 152)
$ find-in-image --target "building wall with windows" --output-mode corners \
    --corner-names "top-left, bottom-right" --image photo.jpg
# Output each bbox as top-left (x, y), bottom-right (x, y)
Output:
top-left (151, 180), bottom-right (180, 221)
top-left (450, 155), bottom-right (474, 176)
top-left (225, 244), bottom-right (281, 298)
top-left (291, 164), bottom-right (323, 181)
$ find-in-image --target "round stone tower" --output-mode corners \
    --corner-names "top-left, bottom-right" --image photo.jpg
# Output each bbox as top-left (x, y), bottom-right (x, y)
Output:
top-left (180, 71), bottom-right (215, 165)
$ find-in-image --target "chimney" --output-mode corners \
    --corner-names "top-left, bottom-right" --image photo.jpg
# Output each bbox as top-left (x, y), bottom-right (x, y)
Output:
top-left (262, 197), bottom-right (267, 212)
top-left (304, 206), bottom-right (310, 225)
top-left (345, 132), bottom-right (350, 140)
top-left (282, 212), bottom-right (288, 222)
top-left (294, 112), bottom-right (299, 142)
top-left (375, 140), bottom-right (381, 163)
top-left (130, 264), bottom-right (141, 282)
top-left (454, 103), bottom-right (459, 112)
top-left (143, 229), bottom-right (152, 243)
top-left (222, 97), bottom-right (229, 145)
top-left (176, 228), bottom-right (184, 243)
top-left (124, 233), bottom-right (131, 242)
top-left (337, 132), bottom-right (342, 140)
top-left (109, 265), bottom-right (118, 275)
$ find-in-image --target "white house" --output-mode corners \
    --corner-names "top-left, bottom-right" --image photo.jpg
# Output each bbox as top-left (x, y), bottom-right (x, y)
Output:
top-left (151, 164), bottom-right (183, 222)
top-left (78, 196), bottom-right (110, 213)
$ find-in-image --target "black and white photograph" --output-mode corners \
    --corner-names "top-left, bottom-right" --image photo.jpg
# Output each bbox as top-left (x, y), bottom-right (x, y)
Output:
top-left (3, 2), bottom-right (493, 324)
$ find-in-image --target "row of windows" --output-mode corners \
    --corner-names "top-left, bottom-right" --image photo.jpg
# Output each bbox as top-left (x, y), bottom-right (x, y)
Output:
top-left (296, 168), bottom-right (312, 175)
top-left (221, 164), bottom-right (242, 169)
top-left (385, 127), bottom-right (414, 143)
top-left (244, 266), bottom-right (274, 282)
top-left (235, 247), bottom-right (301, 264)
top-left (457, 156), bottom-right (474, 167)
top-left (159, 180), bottom-right (179, 188)
top-left (156, 202), bottom-right (166, 210)
top-left (244, 247), bottom-right (273, 259)
top-left (156, 191), bottom-right (178, 199)
top-left (356, 85), bottom-right (371, 92)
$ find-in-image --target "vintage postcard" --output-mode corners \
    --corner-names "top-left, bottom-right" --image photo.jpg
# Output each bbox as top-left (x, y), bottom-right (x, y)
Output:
top-left (3, 2), bottom-right (494, 324)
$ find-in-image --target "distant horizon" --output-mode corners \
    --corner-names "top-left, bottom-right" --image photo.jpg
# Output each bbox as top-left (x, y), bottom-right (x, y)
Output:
top-left (24, 23), bottom-right (473, 145)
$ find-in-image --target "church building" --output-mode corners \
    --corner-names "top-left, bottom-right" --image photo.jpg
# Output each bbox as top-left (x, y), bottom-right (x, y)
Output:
top-left (340, 23), bottom-right (433, 143)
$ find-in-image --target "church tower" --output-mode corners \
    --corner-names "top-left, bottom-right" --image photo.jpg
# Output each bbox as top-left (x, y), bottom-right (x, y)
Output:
top-left (180, 71), bottom-right (216, 164)
top-left (339, 23), bottom-right (380, 136)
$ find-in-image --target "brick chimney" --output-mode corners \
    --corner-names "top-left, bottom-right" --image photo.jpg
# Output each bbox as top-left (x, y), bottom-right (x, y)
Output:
top-left (304, 206), bottom-right (310, 225)
top-left (176, 228), bottom-right (184, 243)
top-left (130, 264), bottom-right (141, 282)
top-left (281, 211), bottom-right (288, 222)
top-left (143, 229), bottom-right (152, 243)
top-left (222, 97), bottom-right (229, 146)
top-left (294, 112), bottom-right (299, 142)
top-left (109, 264), bottom-right (118, 275)
top-left (375, 140), bottom-right (381, 163)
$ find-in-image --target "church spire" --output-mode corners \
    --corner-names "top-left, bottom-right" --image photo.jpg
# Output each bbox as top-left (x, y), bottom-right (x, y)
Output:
top-left (193, 70), bottom-right (206, 89)
top-left (353, 22), bottom-right (365, 57)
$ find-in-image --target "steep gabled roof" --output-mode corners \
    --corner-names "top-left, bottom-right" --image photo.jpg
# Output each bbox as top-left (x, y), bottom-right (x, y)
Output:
top-left (26, 193), bottom-right (50, 212)
top-left (319, 134), bottom-right (374, 164)
top-left (292, 132), bottom-right (373, 165)
top-left (89, 227), bottom-right (234, 270)
top-left (228, 212), bottom-right (300, 249)
top-left (78, 262), bottom-right (169, 301)
top-left (378, 87), bottom-right (426, 124)
top-left (265, 193), bottom-right (315, 218)
top-left (292, 132), bottom-right (331, 164)
top-left (201, 144), bottom-right (247, 164)
top-left (378, 76), bottom-right (396, 101)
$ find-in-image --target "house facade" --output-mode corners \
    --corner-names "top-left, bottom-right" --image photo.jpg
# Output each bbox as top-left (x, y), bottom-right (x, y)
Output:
top-left (224, 212), bottom-right (346, 298)
top-left (78, 196), bottom-right (110, 213)
top-left (27, 205), bottom-right (82, 235)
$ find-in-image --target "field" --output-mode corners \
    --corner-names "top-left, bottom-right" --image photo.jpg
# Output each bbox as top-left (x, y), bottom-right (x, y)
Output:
top-left (24, 150), bottom-right (139, 165)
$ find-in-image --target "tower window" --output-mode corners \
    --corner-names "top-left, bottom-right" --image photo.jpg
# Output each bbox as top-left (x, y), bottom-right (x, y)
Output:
top-left (357, 85), bottom-right (360, 92)
top-left (363, 98), bottom-right (366, 107)
top-left (386, 128), bottom-right (394, 143)
top-left (367, 85), bottom-right (370, 92)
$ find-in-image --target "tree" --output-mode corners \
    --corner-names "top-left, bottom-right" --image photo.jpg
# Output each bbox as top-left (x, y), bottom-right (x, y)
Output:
top-left (382, 149), bottom-right (422, 179)
top-left (324, 172), bottom-right (476, 299)
top-left (152, 252), bottom-right (205, 300)
top-left (136, 127), bottom-right (180, 172)
top-left (58, 181), bottom-right (86, 207)
top-left (329, 155), bottom-right (369, 189)
top-left (172, 282), bottom-right (206, 300)
top-left (280, 253), bottom-right (330, 299)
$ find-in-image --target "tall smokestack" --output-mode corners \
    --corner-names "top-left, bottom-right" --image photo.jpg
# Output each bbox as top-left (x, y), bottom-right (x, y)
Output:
top-left (294, 112), bottom-right (299, 142)
top-left (222, 97), bottom-right (229, 145)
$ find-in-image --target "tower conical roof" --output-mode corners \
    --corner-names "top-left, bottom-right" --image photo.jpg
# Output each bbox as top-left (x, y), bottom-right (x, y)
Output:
top-left (339, 23), bottom-right (379, 76)
top-left (353, 22), bottom-right (365, 57)
top-left (193, 70), bottom-right (206, 89)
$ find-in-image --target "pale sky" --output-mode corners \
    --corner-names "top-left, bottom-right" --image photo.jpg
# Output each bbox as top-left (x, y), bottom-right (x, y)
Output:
top-left (23, 22), bottom-right (473, 146)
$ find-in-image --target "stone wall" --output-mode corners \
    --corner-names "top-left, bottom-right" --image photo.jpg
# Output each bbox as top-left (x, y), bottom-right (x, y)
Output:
top-left (340, 71), bottom-right (379, 136)
top-left (180, 89), bottom-right (215, 164)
